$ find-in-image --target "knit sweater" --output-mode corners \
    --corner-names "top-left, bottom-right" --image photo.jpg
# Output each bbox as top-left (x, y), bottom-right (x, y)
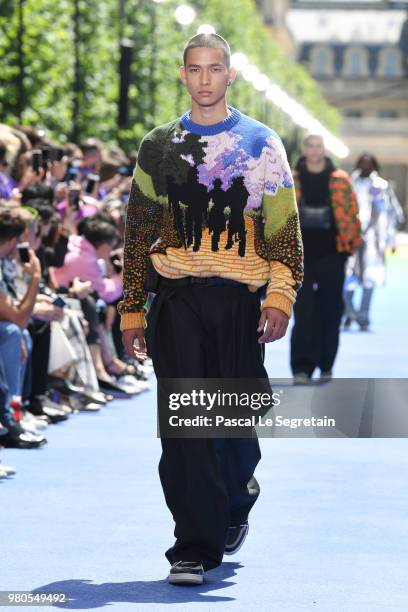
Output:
top-left (118, 106), bottom-right (304, 330)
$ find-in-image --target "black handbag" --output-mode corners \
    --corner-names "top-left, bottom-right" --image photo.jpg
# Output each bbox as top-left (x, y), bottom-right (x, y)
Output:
top-left (299, 198), bottom-right (333, 230)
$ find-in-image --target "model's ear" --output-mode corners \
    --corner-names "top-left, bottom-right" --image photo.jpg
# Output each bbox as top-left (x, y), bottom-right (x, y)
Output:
top-left (228, 66), bottom-right (237, 85)
top-left (179, 65), bottom-right (187, 84)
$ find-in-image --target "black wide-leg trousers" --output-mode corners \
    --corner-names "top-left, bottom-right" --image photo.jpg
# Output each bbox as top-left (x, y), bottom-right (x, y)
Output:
top-left (145, 281), bottom-right (267, 571)
top-left (290, 252), bottom-right (347, 377)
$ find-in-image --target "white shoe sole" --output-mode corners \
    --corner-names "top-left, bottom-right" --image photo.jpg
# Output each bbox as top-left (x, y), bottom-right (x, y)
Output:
top-left (168, 573), bottom-right (203, 585)
top-left (0, 465), bottom-right (16, 475)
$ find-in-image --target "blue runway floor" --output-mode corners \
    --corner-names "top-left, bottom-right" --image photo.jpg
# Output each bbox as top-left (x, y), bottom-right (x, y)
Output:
top-left (2, 250), bottom-right (408, 611)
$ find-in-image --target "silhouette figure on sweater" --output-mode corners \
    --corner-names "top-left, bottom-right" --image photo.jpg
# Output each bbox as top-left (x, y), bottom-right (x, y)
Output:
top-left (224, 176), bottom-right (249, 257)
top-left (208, 179), bottom-right (228, 252)
top-left (166, 171), bottom-right (249, 256)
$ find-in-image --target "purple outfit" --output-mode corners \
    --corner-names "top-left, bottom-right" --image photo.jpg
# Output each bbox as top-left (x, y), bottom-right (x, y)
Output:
top-left (56, 199), bottom-right (99, 223)
top-left (0, 172), bottom-right (16, 200)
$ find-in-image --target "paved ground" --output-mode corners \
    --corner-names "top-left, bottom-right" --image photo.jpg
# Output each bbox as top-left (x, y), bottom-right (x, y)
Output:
top-left (2, 245), bottom-right (407, 611)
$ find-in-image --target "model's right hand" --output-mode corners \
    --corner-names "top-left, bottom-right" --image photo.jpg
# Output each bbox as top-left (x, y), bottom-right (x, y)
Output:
top-left (122, 328), bottom-right (147, 361)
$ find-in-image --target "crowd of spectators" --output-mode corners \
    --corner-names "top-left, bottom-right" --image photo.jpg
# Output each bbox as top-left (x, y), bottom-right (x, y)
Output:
top-left (0, 123), bottom-right (153, 477)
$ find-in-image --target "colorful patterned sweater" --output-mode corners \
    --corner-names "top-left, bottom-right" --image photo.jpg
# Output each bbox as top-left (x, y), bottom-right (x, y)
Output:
top-left (118, 106), bottom-right (304, 330)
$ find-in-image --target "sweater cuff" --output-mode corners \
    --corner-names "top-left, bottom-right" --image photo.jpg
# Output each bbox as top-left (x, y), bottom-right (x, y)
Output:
top-left (261, 293), bottom-right (293, 318)
top-left (120, 311), bottom-right (146, 331)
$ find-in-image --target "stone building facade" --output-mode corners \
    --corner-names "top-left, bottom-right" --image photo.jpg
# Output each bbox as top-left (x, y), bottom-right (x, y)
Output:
top-left (256, 0), bottom-right (408, 217)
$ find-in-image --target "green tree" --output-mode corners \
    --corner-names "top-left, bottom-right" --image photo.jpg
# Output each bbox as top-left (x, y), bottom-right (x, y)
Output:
top-left (0, 0), bottom-right (340, 157)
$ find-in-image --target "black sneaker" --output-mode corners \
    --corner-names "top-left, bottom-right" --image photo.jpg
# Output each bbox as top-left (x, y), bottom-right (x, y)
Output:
top-left (167, 561), bottom-right (204, 585)
top-left (224, 522), bottom-right (249, 555)
top-left (0, 423), bottom-right (47, 449)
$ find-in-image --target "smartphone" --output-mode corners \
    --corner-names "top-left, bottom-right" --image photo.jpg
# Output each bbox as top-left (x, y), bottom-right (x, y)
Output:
top-left (117, 165), bottom-right (133, 177)
top-left (85, 173), bottom-right (100, 195)
top-left (52, 296), bottom-right (66, 309)
top-left (42, 146), bottom-right (51, 164)
top-left (110, 253), bottom-right (123, 274)
top-left (66, 166), bottom-right (79, 183)
top-left (68, 186), bottom-right (80, 210)
top-left (32, 150), bottom-right (42, 175)
top-left (17, 242), bottom-right (30, 263)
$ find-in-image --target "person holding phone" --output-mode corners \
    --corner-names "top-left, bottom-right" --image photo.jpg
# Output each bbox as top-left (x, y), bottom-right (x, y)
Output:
top-left (55, 182), bottom-right (99, 227)
top-left (0, 207), bottom-right (46, 448)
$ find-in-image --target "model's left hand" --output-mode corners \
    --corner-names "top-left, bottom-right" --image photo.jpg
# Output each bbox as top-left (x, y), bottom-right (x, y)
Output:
top-left (257, 307), bottom-right (289, 343)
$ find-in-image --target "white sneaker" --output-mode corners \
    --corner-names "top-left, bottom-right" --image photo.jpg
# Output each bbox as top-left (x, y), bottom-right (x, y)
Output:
top-left (319, 370), bottom-right (333, 383)
top-left (21, 411), bottom-right (48, 430)
top-left (293, 372), bottom-right (311, 385)
top-left (68, 397), bottom-right (101, 412)
top-left (0, 461), bottom-right (16, 475)
top-left (20, 420), bottom-right (42, 436)
top-left (43, 396), bottom-right (72, 414)
top-left (116, 376), bottom-right (151, 394)
top-left (79, 402), bottom-right (101, 412)
top-left (138, 363), bottom-right (154, 376)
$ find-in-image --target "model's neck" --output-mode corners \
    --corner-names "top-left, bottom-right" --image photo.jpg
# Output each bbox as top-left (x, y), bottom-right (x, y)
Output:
top-left (305, 159), bottom-right (326, 174)
top-left (190, 98), bottom-right (230, 125)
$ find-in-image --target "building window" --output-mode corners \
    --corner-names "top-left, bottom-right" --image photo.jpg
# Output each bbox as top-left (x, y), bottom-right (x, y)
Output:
top-left (345, 110), bottom-right (362, 118)
top-left (377, 48), bottom-right (402, 79)
top-left (343, 47), bottom-right (369, 78)
top-left (377, 110), bottom-right (399, 119)
top-left (310, 46), bottom-right (334, 77)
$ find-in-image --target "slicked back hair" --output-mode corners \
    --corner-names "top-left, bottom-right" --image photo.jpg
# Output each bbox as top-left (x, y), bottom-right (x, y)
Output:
top-left (183, 33), bottom-right (231, 68)
top-left (303, 133), bottom-right (324, 147)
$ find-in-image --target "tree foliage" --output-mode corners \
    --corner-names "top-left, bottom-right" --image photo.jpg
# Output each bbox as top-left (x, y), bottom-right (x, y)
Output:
top-left (0, 0), bottom-right (340, 153)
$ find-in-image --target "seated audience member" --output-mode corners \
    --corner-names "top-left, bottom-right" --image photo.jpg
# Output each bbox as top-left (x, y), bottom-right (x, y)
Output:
top-left (51, 214), bottom-right (122, 304)
top-left (0, 207), bottom-right (47, 448)
top-left (0, 142), bottom-right (14, 200)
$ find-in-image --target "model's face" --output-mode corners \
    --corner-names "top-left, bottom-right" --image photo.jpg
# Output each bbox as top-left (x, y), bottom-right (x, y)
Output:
top-left (304, 136), bottom-right (325, 165)
top-left (358, 156), bottom-right (374, 177)
top-left (180, 47), bottom-right (236, 108)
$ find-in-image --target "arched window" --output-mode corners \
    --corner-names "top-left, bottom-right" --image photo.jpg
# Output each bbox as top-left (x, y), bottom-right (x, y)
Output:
top-left (377, 48), bottom-right (402, 79)
top-left (343, 47), bottom-right (369, 78)
top-left (310, 46), bottom-right (334, 78)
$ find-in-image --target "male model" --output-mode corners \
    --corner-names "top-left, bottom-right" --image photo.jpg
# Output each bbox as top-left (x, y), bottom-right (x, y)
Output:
top-left (291, 134), bottom-right (361, 384)
top-left (119, 33), bottom-right (303, 585)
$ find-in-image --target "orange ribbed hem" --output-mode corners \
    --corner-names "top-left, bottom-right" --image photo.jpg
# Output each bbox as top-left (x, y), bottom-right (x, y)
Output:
top-left (261, 293), bottom-right (293, 318)
top-left (120, 311), bottom-right (145, 331)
